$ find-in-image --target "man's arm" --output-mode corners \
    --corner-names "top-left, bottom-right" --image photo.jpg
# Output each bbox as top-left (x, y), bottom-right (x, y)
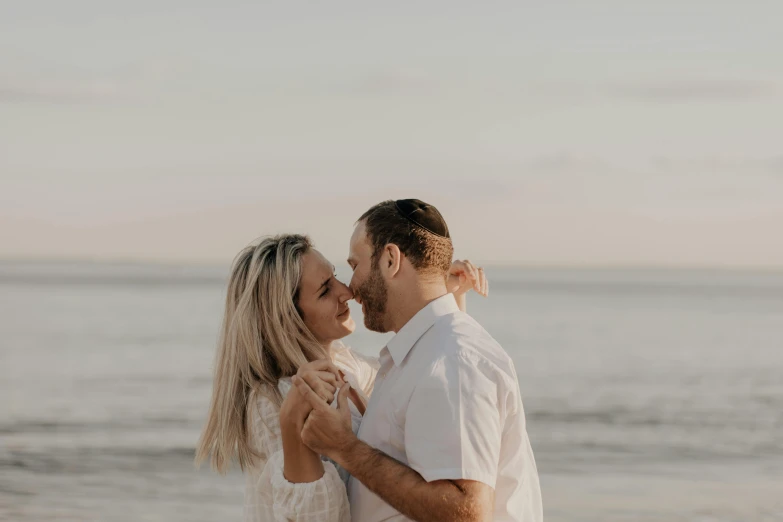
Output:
top-left (292, 376), bottom-right (495, 522)
top-left (337, 436), bottom-right (494, 522)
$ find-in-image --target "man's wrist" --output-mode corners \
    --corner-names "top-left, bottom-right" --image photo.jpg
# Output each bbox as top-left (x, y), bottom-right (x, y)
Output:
top-left (330, 433), bottom-right (363, 469)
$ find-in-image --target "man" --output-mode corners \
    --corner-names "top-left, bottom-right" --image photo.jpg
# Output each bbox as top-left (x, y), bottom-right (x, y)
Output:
top-left (292, 199), bottom-right (543, 522)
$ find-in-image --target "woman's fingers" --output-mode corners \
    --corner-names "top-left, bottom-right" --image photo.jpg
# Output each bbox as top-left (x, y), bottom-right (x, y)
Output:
top-left (348, 386), bottom-right (367, 416)
top-left (313, 371), bottom-right (338, 385)
top-left (461, 260), bottom-right (478, 291)
top-left (292, 375), bottom-right (332, 412)
top-left (452, 260), bottom-right (475, 283)
top-left (478, 267), bottom-right (488, 296)
top-left (301, 372), bottom-right (337, 403)
top-left (449, 259), bottom-right (492, 296)
top-left (449, 259), bottom-right (467, 275)
top-left (452, 261), bottom-right (474, 281)
top-left (298, 359), bottom-right (344, 387)
top-left (299, 359), bottom-right (343, 381)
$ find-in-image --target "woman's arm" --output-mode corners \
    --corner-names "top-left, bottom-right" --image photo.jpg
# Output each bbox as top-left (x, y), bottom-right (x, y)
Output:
top-left (279, 391), bottom-right (326, 482)
top-left (246, 390), bottom-right (350, 522)
top-left (244, 361), bottom-right (351, 521)
top-left (279, 360), bottom-right (345, 482)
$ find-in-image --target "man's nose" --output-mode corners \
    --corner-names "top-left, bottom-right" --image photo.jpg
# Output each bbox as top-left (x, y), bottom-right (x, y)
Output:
top-left (338, 281), bottom-right (354, 303)
top-left (350, 284), bottom-right (362, 305)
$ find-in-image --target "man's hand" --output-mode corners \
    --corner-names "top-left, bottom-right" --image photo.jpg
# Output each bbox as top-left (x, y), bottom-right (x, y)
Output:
top-left (292, 374), bottom-right (357, 461)
top-left (293, 376), bottom-right (496, 522)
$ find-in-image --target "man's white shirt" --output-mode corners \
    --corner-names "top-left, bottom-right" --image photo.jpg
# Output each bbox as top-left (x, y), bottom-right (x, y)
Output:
top-left (349, 294), bottom-right (543, 522)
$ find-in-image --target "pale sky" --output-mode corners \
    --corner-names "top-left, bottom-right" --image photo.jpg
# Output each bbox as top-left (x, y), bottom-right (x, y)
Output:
top-left (2, 1), bottom-right (782, 268)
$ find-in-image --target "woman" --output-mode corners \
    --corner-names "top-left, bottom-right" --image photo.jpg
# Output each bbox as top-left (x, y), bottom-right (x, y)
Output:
top-left (195, 234), bottom-right (487, 521)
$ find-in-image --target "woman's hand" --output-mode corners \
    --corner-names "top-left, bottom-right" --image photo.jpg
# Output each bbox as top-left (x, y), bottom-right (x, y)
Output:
top-left (447, 259), bottom-right (489, 298)
top-left (280, 359), bottom-right (345, 432)
top-left (279, 359), bottom-right (344, 483)
top-left (296, 359), bottom-right (344, 405)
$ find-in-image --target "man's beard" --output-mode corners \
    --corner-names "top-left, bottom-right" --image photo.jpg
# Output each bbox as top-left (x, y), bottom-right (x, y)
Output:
top-left (355, 263), bottom-right (388, 333)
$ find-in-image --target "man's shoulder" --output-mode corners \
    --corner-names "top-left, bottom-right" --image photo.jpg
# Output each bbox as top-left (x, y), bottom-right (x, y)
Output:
top-left (431, 310), bottom-right (504, 354)
top-left (428, 312), bottom-right (517, 381)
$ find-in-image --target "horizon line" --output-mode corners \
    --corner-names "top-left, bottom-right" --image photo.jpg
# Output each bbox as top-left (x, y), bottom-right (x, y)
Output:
top-left (1, 255), bottom-right (781, 274)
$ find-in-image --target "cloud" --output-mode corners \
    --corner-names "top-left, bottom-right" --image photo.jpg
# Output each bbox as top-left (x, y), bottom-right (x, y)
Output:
top-left (611, 80), bottom-right (780, 103)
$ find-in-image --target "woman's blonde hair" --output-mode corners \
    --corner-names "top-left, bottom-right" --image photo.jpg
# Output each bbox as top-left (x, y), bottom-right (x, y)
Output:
top-left (195, 234), bottom-right (328, 473)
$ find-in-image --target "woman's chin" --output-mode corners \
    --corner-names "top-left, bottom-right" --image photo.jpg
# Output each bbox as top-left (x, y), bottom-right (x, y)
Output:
top-left (339, 316), bottom-right (356, 335)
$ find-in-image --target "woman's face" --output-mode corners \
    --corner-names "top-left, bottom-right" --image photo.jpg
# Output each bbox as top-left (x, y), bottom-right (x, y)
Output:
top-left (296, 249), bottom-right (355, 344)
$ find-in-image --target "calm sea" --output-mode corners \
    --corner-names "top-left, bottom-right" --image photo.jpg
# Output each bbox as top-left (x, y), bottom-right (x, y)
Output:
top-left (1, 262), bottom-right (782, 522)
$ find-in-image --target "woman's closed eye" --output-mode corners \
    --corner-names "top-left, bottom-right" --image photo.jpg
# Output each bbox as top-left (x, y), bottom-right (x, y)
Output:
top-left (319, 275), bottom-right (337, 298)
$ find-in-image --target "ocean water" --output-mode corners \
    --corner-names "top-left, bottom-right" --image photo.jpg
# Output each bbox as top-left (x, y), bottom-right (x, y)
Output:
top-left (1, 261), bottom-right (782, 522)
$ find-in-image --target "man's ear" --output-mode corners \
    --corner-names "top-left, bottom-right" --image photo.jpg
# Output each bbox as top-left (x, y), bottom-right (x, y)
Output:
top-left (381, 243), bottom-right (402, 278)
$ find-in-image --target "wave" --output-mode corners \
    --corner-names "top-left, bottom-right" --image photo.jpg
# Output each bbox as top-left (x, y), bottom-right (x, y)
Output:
top-left (0, 446), bottom-right (199, 474)
top-left (0, 417), bottom-right (199, 435)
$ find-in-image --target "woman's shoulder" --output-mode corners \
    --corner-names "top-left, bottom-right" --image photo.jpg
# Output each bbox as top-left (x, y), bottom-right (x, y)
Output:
top-left (246, 383), bottom-right (289, 458)
top-left (331, 341), bottom-right (380, 398)
top-left (349, 348), bottom-right (381, 369)
top-left (247, 383), bottom-right (289, 433)
top-left (246, 384), bottom-right (282, 464)
top-left (331, 341), bottom-right (380, 371)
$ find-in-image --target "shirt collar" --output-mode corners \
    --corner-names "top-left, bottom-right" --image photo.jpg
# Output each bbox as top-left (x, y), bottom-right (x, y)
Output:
top-left (386, 293), bottom-right (460, 367)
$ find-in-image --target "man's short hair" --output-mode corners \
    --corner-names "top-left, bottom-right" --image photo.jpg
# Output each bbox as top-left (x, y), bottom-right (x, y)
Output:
top-left (358, 200), bottom-right (453, 275)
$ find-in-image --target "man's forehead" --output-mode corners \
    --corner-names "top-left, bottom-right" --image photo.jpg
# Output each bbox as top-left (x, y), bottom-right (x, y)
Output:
top-left (349, 222), bottom-right (366, 248)
top-left (348, 222), bottom-right (371, 258)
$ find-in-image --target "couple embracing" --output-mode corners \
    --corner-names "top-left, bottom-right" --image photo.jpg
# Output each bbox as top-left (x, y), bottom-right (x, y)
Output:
top-left (196, 199), bottom-right (542, 522)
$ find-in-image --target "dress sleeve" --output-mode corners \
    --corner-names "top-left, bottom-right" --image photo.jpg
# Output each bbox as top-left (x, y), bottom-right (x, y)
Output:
top-left (244, 391), bottom-right (351, 522)
top-left (260, 450), bottom-right (350, 522)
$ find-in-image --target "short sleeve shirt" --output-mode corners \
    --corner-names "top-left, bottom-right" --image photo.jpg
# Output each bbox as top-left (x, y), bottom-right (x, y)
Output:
top-left (348, 294), bottom-right (543, 522)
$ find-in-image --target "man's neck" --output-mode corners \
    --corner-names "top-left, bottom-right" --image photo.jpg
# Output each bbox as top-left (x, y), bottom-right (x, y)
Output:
top-left (387, 282), bottom-right (448, 333)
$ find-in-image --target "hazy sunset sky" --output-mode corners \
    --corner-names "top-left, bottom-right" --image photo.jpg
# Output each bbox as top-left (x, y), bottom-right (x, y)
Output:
top-left (2, 2), bottom-right (782, 267)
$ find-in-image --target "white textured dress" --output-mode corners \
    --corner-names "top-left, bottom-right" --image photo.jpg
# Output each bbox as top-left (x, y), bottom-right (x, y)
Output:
top-left (243, 342), bottom-right (379, 522)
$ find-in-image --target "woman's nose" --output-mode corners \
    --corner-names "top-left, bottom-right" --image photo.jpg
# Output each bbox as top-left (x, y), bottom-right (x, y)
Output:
top-left (337, 280), bottom-right (354, 302)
